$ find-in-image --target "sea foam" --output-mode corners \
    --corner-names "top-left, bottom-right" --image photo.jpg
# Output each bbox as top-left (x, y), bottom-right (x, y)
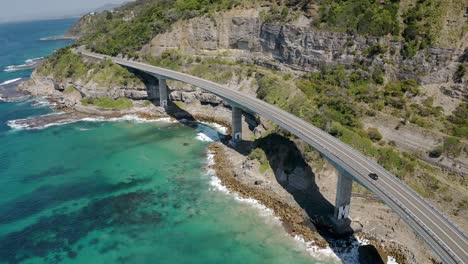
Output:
top-left (0, 78), bottom-right (22, 86)
top-left (194, 122), bottom-right (227, 142)
top-left (4, 57), bottom-right (44, 72)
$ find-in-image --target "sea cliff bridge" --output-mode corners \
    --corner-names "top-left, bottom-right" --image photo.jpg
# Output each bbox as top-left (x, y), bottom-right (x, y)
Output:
top-left (78, 49), bottom-right (467, 264)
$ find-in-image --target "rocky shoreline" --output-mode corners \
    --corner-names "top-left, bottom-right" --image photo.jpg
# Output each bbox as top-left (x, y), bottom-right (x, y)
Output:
top-left (208, 143), bottom-right (327, 246)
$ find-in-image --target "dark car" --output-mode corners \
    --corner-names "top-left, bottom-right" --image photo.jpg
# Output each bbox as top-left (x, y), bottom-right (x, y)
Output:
top-left (368, 173), bottom-right (379, 180)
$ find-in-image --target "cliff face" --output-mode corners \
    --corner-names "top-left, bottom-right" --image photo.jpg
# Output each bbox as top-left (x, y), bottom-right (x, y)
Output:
top-left (142, 9), bottom-right (466, 101)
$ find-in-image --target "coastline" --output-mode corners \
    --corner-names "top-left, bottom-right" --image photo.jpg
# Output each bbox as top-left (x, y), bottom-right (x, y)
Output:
top-left (207, 143), bottom-right (327, 246)
top-left (8, 79), bottom-right (434, 263)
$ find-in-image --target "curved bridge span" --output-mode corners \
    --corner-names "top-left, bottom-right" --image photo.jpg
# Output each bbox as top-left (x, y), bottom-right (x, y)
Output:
top-left (79, 50), bottom-right (467, 263)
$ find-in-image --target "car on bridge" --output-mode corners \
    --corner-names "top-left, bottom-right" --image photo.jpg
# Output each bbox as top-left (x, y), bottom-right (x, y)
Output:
top-left (368, 173), bottom-right (379, 180)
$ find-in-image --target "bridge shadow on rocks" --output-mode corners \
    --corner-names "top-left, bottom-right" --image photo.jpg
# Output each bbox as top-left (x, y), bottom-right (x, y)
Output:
top-left (252, 134), bottom-right (382, 263)
top-left (163, 101), bottom-right (383, 263)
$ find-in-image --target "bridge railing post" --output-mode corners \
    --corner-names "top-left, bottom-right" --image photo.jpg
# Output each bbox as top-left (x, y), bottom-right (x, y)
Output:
top-left (334, 170), bottom-right (353, 221)
top-left (231, 106), bottom-right (242, 143)
top-left (159, 78), bottom-right (168, 108)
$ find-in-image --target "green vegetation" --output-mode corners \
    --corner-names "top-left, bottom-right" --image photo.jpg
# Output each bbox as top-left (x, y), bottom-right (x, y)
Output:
top-left (92, 59), bottom-right (142, 86)
top-left (363, 43), bottom-right (388, 58)
top-left (260, 4), bottom-right (298, 24)
top-left (174, 101), bottom-right (187, 110)
top-left (81, 97), bottom-right (133, 110)
top-left (64, 86), bottom-right (77, 94)
top-left (367, 127), bottom-right (382, 142)
top-left (189, 63), bottom-right (234, 84)
top-left (144, 50), bottom-right (185, 70)
top-left (248, 148), bottom-right (270, 173)
top-left (448, 102), bottom-right (468, 139)
top-left (430, 137), bottom-right (464, 158)
top-left (318, 0), bottom-right (399, 36)
top-left (257, 72), bottom-right (292, 108)
top-left (453, 64), bottom-right (465, 83)
top-left (38, 48), bottom-right (87, 81)
top-left (38, 48), bottom-right (143, 87)
top-left (79, 0), bottom-right (252, 56)
top-left (401, 0), bottom-right (444, 57)
top-left (441, 137), bottom-right (463, 158)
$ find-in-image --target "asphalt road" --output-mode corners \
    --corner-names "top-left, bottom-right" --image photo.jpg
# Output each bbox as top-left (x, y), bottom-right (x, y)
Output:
top-left (80, 50), bottom-right (468, 263)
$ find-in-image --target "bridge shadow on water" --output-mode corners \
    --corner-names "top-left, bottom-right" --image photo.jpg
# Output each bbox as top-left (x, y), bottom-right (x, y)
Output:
top-left (163, 101), bottom-right (383, 264)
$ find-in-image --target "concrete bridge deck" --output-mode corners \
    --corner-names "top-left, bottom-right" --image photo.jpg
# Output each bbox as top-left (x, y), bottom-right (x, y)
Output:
top-left (79, 50), bottom-right (468, 264)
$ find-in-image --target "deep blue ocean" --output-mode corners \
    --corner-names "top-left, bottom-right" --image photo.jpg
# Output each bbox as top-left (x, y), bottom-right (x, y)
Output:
top-left (0, 18), bottom-right (341, 264)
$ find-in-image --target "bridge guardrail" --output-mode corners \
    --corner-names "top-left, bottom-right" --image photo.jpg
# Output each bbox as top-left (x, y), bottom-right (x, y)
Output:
top-left (373, 178), bottom-right (461, 263)
top-left (356, 152), bottom-right (467, 240)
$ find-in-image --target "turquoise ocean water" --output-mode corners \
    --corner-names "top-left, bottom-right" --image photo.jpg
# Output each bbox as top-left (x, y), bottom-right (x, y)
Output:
top-left (0, 19), bottom-right (335, 264)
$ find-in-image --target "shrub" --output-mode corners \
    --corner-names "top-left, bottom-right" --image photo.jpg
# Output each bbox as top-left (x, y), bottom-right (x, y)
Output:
top-left (82, 97), bottom-right (133, 110)
top-left (248, 148), bottom-right (270, 173)
top-left (429, 146), bottom-right (443, 158)
top-left (319, 0), bottom-right (399, 37)
top-left (260, 5), bottom-right (296, 24)
top-left (38, 48), bottom-right (88, 81)
top-left (448, 102), bottom-right (468, 139)
top-left (401, 0), bottom-right (442, 58)
top-left (442, 137), bottom-right (462, 158)
top-left (364, 43), bottom-right (388, 58)
top-left (372, 66), bottom-right (385, 84)
top-left (367, 127), bottom-right (383, 141)
top-left (453, 64), bottom-right (466, 83)
top-left (64, 86), bottom-right (77, 94)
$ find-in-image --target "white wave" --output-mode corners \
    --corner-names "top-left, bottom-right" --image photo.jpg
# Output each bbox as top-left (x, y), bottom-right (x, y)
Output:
top-left (388, 256), bottom-right (398, 264)
top-left (194, 122), bottom-right (227, 142)
top-left (3, 57), bottom-right (44, 72)
top-left (293, 235), bottom-right (361, 263)
top-left (293, 234), bottom-right (399, 264)
top-left (0, 78), bottom-right (22, 86)
top-left (206, 150), bottom-right (281, 222)
top-left (196, 133), bottom-right (214, 142)
top-left (6, 120), bottom-right (29, 130)
top-left (7, 114), bottom-right (177, 131)
top-left (31, 99), bottom-right (51, 108)
top-left (25, 57), bottom-right (44, 64)
top-left (81, 115), bottom-right (177, 124)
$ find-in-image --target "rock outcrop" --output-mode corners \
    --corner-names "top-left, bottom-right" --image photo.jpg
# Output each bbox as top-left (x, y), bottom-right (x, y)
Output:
top-left (142, 8), bottom-right (466, 99)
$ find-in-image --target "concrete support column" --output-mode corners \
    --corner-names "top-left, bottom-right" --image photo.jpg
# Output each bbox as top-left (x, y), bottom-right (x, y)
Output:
top-left (231, 106), bottom-right (242, 142)
top-left (334, 171), bottom-right (353, 221)
top-left (159, 78), bottom-right (168, 108)
top-left (148, 81), bottom-right (158, 100)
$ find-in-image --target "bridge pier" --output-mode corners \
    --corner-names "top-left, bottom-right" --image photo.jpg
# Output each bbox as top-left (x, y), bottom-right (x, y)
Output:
top-left (334, 171), bottom-right (353, 221)
top-left (327, 170), bottom-right (362, 236)
top-left (231, 106), bottom-right (242, 142)
top-left (159, 78), bottom-right (168, 108)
